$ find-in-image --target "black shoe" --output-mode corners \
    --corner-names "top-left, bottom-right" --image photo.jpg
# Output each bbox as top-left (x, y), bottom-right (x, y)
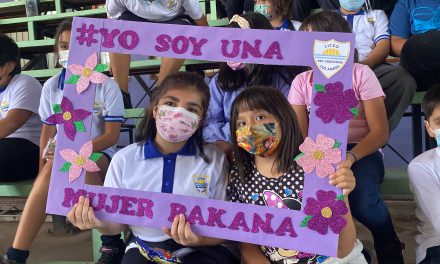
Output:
top-left (95, 246), bottom-right (124, 264)
top-left (1, 255), bottom-right (25, 264)
top-left (121, 91), bottom-right (132, 109)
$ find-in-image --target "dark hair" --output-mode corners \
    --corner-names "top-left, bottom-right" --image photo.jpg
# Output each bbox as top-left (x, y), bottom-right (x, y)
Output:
top-left (217, 12), bottom-right (301, 92)
top-left (54, 19), bottom-right (73, 66)
top-left (270, 0), bottom-right (292, 20)
top-left (422, 83), bottom-right (440, 121)
top-left (136, 72), bottom-right (211, 162)
top-left (299, 11), bottom-right (359, 62)
top-left (0, 34), bottom-right (21, 75)
top-left (230, 86), bottom-right (303, 181)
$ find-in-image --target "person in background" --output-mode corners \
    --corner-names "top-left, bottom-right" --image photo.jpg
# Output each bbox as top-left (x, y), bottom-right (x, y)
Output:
top-left (0, 34), bottom-right (42, 182)
top-left (254, 0), bottom-right (302, 30)
top-left (338, 0), bottom-right (417, 132)
top-left (390, 0), bottom-right (440, 90)
top-left (408, 84), bottom-right (440, 264)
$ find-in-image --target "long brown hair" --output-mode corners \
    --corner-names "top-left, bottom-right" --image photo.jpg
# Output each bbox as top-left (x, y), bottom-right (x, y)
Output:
top-left (136, 72), bottom-right (211, 162)
top-left (230, 86), bottom-right (303, 181)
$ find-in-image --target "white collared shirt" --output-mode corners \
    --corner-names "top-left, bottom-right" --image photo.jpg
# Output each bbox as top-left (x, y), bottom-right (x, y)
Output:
top-left (408, 147), bottom-right (440, 263)
top-left (104, 140), bottom-right (228, 242)
top-left (0, 74), bottom-right (42, 145)
top-left (340, 9), bottom-right (390, 62)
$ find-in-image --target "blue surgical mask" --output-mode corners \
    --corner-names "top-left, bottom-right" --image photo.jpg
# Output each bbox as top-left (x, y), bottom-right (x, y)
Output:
top-left (339, 0), bottom-right (365, 11)
top-left (254, 4), bottom-right (273, 20)
top-left (428, 124), bottom-right (440, 147)
top-left (58, 50), bottom-right (69, 68)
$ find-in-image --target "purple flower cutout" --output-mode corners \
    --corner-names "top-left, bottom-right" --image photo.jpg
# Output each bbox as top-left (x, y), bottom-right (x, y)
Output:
top-left (45, 96), bottom-right (91, 141)
top-left (301, 190), bottom-right (348, 235)
top-left (314, 81), bottom-right (358, 124)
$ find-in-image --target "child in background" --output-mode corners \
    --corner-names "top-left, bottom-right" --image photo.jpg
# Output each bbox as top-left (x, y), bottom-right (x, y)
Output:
top-left (338, 0), bottom-right (416, 132)
top-left (289, 11), bottom-right (403, 264)
top-left (2, 19), bottom-right (124, 264)
top-left (67, 72), bottom-right (239, 264)
top-left (408, 84), bottom-right (440, 264)
top-left (228, 86), bottom-right (366, 264)
top-left (0, 35), bottom-right (42, 182)
top-left (254, 0), bottom-right (301, 30)
top-left (203, 12), bottom-right (301, 156)
top-left (106, 0), bottom-right (209, 108)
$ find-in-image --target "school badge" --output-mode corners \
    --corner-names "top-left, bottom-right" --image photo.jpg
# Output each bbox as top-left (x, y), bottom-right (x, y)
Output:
top-left (313, 39), bottom-right (350, 79)
top-left (193, 174), bottom-right (209, 194)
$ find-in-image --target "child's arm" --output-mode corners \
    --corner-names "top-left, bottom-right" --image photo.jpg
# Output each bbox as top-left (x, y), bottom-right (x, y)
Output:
top-left (361, 39), bottom-right (390, 69)
top-left (347, 97), bottom-right (388, 166)
top-left (291, 105), bottom-right (309, 138)
top-left (91, 122), bottom-right (121, 152)
top-left (163, 214), bottom-right (225, 246)
top-left (0, 110), bottom-right (32, 139)
top-left (360, 10), bottom-right (390, 69)
top-left (38, 124), bottom-right (56, 170)
top-left (329, 161), bottom-right (357, 258)
top-left (240, 243), bottom-right (270, 264)
top-left (67, 196), bottom-right (125, 235)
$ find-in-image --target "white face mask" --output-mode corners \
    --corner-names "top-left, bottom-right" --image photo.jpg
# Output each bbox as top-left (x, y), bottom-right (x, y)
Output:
top-left (58, 50), bottom-right (69, 68)
top-left (428, 124), bottom-right (440, 147)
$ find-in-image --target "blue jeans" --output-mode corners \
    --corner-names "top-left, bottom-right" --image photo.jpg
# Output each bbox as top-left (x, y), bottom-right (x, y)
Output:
top-left (420, 246), bottom-right (440, 264)
top-left (347, 144), bottom-right (403, 263)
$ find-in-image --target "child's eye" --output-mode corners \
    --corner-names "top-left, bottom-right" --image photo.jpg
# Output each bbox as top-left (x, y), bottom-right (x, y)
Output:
top-left (187, 107), bottom-right (198, 114)
top-left (237, 121), bottom-right (246, 127)
top-left (256, 115), bottom-right (265, 121)
top-left (164, 101), bottom-right (174, 106)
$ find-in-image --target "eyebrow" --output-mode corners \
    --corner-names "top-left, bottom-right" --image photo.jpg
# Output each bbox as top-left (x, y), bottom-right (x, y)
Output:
top-left (163, 96), bottom-right (179, 101)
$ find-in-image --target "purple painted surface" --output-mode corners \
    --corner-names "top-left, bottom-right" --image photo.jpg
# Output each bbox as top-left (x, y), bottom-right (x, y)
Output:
top-left (46, 17), bottom-right (354, 257)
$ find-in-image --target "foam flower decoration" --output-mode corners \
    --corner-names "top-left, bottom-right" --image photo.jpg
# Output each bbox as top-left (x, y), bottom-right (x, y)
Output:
top-left (45, 96), bottom-right (91, 141)
top-left (314, 81), bottom-right (358, 124)
top-left (295, 134), bottom-right (342, 178)
top-left (59, 141), bottom-right (102, 183)
top-left (301, 190), bottom-right (347, 235)
top-left (66, 53), bottom-right (107, 94)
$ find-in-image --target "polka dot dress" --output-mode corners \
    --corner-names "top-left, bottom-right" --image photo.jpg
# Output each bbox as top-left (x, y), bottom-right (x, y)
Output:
top-left (227, 161), bottom-right (326, 264)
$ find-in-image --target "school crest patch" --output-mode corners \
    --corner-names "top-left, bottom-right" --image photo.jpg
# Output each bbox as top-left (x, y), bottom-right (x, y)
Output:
top-left (313, 39), bottom-right (350, 79)
top-left (0, 101), bottom-right (9, 112)
top-left (193, 174), bottom-right (209, 194)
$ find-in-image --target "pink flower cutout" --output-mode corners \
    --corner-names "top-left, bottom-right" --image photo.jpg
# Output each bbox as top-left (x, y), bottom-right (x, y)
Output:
top-left (59, 141), bottom-right (101, 183)
top-left (296, 134), bottom-right (342, 178)
top-left (67, 53), bottom-right (107, 94)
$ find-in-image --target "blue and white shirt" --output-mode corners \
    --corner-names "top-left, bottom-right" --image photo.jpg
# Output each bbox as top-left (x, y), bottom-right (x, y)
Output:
top-left (104, 139), bottom-right (229, 242)
top-left (39, 69), bottom-right (124, 157)
top-left (339, 9), bottom-right (390, 62)
top-left (390, 0), bottom-right (440, 38)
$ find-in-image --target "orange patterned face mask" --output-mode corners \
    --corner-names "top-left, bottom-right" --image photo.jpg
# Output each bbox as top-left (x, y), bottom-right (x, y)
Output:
top-left (236, 123), bottom-right (280, 157)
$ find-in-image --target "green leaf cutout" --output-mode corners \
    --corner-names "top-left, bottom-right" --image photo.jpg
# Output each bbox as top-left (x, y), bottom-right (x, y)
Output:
top-left (52, 104), bottom-right (62, 114)
top-left (94, 64), bottom-right (107, 73)
top-left (336, 194), bottom-right (345, 201)
top-left (66, 74), bottom-right (80, 84)
top-left (74, 121), bottom-right (86, 132)
top-left (350, 108), bottom-right (359, 116)
top-left (314, 84), bottom-right (325, 92)
top-left (301, 215), bottom-right (313, 227)
top-left (333, 140), bottom-right (341, 148)
top-left (294, 152), bottom-right (305, 161)
top-left (60, 162), bottom-right (72, 172)
top-left (89, 152), bottom-right (103, 162)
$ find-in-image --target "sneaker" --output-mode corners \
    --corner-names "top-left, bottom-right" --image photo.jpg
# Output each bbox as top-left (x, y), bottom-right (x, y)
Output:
top-left (1, 255), bottom-right (25, 264)
top-left (95, 246), bottom-right (124, 264)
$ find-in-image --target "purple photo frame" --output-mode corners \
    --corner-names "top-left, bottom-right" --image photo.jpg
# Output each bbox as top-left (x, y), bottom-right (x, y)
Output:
top-left (46, 17), bottom-right (355, 257)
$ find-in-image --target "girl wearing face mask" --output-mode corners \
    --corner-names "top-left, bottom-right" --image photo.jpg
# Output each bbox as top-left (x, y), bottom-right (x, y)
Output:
top-left (2, 19), bottom-right (124, 264)
top-left (204, 12), bottom-right (303, 157)
top-left (67, 72), bottom-right (240, 264)
top-left (254, 0), bottom-right (302, 30)
top-left (228, 86), bottom-right (367, 264)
